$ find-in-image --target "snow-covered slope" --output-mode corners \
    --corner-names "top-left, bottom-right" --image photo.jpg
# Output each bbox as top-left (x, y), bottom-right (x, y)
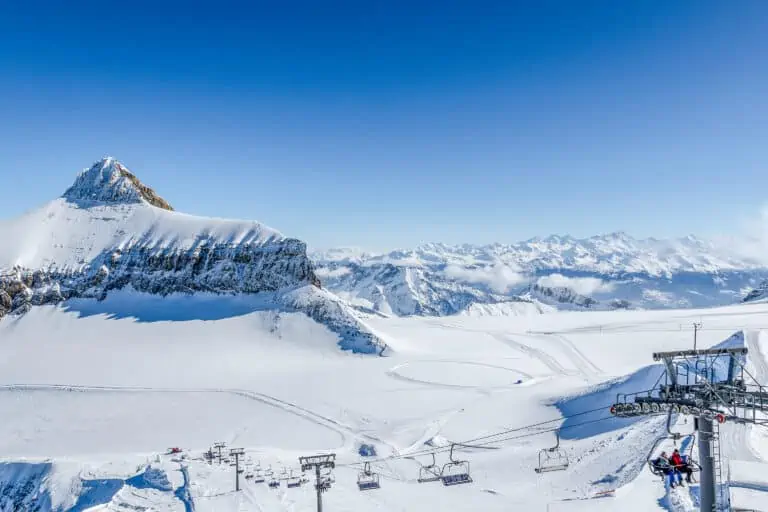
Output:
top-left (312, 238), bottom-right (768, 316)
top-left (4, 301), bottom-right (768, 511)
top-left (0, 158), bottom-right (382, 353)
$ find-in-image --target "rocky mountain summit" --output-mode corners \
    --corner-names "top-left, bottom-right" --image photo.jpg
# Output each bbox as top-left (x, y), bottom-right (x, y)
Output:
top-left (0, 158), bottom-right (382, 354)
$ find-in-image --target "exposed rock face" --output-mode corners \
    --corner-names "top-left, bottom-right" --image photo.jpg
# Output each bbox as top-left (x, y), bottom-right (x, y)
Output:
top-left (525, 283), bottom-right (598, 309)
top-left (743, 280), bottom-right (768, 303)
top-left (0, 238), bottom-right (319, 316)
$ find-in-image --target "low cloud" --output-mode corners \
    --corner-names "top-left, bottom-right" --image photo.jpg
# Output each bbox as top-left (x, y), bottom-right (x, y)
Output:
top-left (722, 204), bottom-right (768, 266)
top-left (536, 273), bottom-right (614, 296)
top-left (444, 264), bottom-right (526, 293)
top-left (314, 267), bottom-right (352, 279)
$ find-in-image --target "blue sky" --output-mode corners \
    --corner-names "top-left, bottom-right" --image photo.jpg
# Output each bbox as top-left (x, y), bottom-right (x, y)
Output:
top-left (1, 1), bottom-right (767, 251)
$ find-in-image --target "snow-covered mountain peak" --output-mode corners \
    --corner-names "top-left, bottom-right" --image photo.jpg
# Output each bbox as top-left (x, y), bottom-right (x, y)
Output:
top-left (63, 157), bottom-right (174, 211)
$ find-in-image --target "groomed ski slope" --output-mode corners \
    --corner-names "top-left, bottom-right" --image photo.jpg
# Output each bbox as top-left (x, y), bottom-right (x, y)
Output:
top-left (3, 300), bottom-right (768, 510)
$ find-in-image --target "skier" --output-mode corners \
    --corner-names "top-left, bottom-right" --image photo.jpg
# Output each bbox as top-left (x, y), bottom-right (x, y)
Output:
top-left (651, 451), bottom-right (683, 488)
top-left (670, 449), bottom-right (693, 483)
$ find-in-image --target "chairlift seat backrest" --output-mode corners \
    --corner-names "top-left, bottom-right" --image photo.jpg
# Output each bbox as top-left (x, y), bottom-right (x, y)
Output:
top-left (358, 479), bottom-right (380, 491)
top-left (441, 462), bottom-right (472, 486)
top-left (418, 454), bottom-right (442, 483)
top-left (441, 472), bottom-right (472, 486)
top-left (440, 444), bottom-right (472, 486)
top-left (357, 462), bottom-right (381, 491)
top-left (535, 447), bottom-right (569, 473)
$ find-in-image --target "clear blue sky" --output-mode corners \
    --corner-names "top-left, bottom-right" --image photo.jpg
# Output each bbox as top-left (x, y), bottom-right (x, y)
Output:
top-left (1, 1), bottom-right (767, 251)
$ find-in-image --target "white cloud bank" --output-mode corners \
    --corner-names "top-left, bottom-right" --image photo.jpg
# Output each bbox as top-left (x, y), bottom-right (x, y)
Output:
top-left (314, 267), bottom-right (352, 279)
top-left (444, 264), bottom-right (526, 293)
top-left (722, 204), bottom-right (768, 266)
top-left (536, 273), bottom-right (615, 296)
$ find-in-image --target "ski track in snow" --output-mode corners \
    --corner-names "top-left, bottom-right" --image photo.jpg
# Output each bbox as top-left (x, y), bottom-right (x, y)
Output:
top-left (0, 384), bottom-right (393, 453)
top-left (491, 333), bottom-right (576, 377)
top-left (549, 333), bottom-right (605, 377)
top-left (385, 360), bottom-right (533, 391)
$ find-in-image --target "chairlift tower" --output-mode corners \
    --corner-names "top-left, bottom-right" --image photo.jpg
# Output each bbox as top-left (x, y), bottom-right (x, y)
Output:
top-left (230, 448), bottom-right (245, 491)
top-left (300, 454), bottom-right (336, 512)
top-left (213, 442), bottom-right (226, 464)
top-left (610, 346), bottom-right (768, 512)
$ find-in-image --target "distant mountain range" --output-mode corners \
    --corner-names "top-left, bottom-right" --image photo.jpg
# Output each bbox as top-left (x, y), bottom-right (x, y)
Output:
top-left (310, 237), bottom-right (768, 316)
top-left (4, 157), bottom-right (767, 328)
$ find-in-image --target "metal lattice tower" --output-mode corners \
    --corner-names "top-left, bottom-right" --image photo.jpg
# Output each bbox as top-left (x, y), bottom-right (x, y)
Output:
top-left (230, 448), bottom-right (245, 491)
top-left (299, 454), bottom-right (336, 512)
top-left (611, 346), bottom-right (768, 512)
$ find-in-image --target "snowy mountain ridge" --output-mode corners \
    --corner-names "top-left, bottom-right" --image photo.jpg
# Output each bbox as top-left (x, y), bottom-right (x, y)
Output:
top-left (0, 158), bottom-right (383, 353)
top-left (311, 235), bottom-right (768, 316)
top-left (313, 233), bottom-right (763, 277)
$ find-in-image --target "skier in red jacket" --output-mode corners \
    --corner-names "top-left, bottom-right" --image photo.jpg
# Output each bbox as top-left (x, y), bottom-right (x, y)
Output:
top-left (670, 449), bottom-right (693, 483)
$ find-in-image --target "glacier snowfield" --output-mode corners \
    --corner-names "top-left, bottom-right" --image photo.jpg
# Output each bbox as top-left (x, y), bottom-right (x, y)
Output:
top-left (3, 299), bottom-right (768, 511)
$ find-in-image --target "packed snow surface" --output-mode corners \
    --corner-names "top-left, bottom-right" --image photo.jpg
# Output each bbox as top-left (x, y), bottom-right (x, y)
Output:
top-left (3, 300), bottom-right (768, 510)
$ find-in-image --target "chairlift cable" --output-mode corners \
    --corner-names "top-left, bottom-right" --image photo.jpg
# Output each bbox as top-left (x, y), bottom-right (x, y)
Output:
top-left (338, 412), bottom-right (618, 468)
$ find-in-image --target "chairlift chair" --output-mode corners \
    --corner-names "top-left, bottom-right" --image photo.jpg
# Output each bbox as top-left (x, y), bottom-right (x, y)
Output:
top-left (534, 431), bottom-right (569, 474)
top-left (357, 462), bottom-right (381, 491)
top-left (268, 467), bottom-right (281, 489)
top-left (440, 444), bottom-right (472, 486)
top-left (253, 468), bottom-right (265, 484)
top-left (647, 409), bottom-right (701, 481)
top-left (417, 453), bottom-right (442, 483)
top-left (286, 469), bottom-right (302, 488)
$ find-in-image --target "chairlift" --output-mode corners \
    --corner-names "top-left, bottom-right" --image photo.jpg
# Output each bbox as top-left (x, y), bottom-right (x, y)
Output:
top-left (253, 468), bottom-right (265, 484)
top-left (534, 431), bottom-right (569, 474)
top-left (417, 453), bottom-right (442, 483)
top-left (440, 444), bottom-right (472, 486)
top-left (357, 462), bottom-right (381, 491)
top-left (268, 467), bottom-right (281, 489)
top-left (647, 409), bottom-right (701, 481)
top-left (286, 469), bottom-right (302, 489)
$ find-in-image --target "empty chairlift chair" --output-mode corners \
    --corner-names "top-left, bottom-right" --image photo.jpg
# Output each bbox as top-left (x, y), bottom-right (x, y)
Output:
top-left (266, 466), bottom-right (280, 488)
top-left (440, 445), bottom-right (472, 486)
top-left (535, 432), bottom-right (569, 474)
top-left (286, 469), bottom-right (302, 489)
top-left (357, 462), bottom-right (381, 491)
top-left (253, 468), bottom-right (265, 484)
top-left (417, 453), bottom-right (442, 483)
